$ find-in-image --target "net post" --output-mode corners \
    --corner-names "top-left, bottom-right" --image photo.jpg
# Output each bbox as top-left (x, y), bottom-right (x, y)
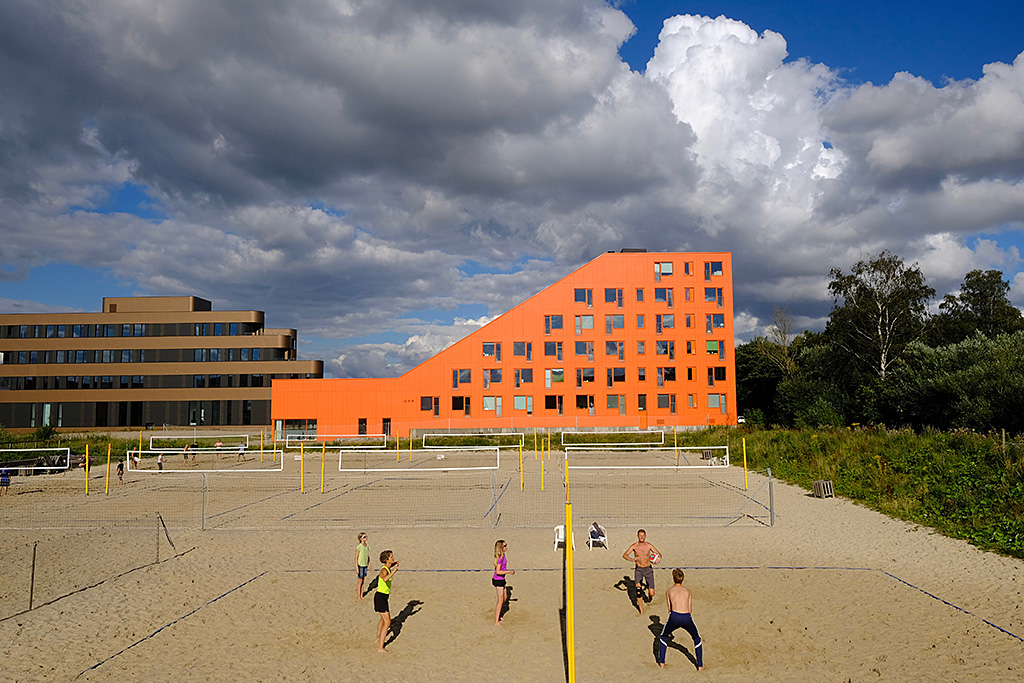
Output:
top-left (261, 430), bottom-right (265, 463)
top-left (519, 444), bottom-right (523, 491)
top-left (541, 453), bottom-right (545, 492)
top-left (104, 444), bottom-right (111, 495)
top-left (300, 443), bottom-right (305, 493)
top-left (533, 427), bottom-right (538, 460)
top-left (321, 441), bottom-right (326, 494)
top-left (84, 444), bottom-right (89, 495)
top-left (768, 468), bottom-right (775, 527)
top-left (674, 426), bottom-right (678, 465)
top-left (565, 501), bottom-right (577, 683)
top-left (743, 437), bottom-right (748, 490)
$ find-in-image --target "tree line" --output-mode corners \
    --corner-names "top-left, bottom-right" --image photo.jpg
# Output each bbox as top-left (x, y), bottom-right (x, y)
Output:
top-left (737, 251), bottom-right (1024, 433)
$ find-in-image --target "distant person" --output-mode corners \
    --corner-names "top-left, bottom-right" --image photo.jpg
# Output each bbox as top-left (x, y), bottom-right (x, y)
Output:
top-left (375, 550), bottom-right (400, 653)
top-left (493, 539), bottom-right (515, 625)
top-left (355, 532), bottom-right (370, 600)
top-left (183, 443), bottom-right (191, 462)
top-left (214, 440), bottom-right (224, 458)
top-left (237, 444), bottom-right (246, 462)
top-left (116, 460), bottom-right (124, 484)
top-left (623, 528), bottom-right (661, 615)
top-left (157, 453), bottom-right (164, 471)
top-left (657, 568), bottom-right (704, 671)
top-left (0, 468), bottom-right (10, 495)
top-left (132, 453), bottom-right (141, 470)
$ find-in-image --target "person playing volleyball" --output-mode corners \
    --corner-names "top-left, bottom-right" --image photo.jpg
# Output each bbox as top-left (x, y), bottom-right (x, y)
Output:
top-left (658, 568), bottom-right (703, 671)
top-left (622, 529), bottom-right (661, 615)
top-left (374, 549), bottom-right (399, 652)
top-left (493, 539), bottom-right (515, 625)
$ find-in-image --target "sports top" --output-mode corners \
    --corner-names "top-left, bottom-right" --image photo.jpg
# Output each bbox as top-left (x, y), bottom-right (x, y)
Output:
top-left (493, 554), bottom-right (507, 581)
top-left (356, 543), bottom-right (369, 567)
top-left (378, 566), bottom-right (393, 595)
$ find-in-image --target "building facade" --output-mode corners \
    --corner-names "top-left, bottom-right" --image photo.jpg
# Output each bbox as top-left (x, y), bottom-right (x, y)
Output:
top-left (0, 296), bottom-right (323, 430)
top-left (272, 250), bottom-right (735, 438)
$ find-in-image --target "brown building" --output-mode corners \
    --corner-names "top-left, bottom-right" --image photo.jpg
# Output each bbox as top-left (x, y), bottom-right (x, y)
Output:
top-left (0, 296), bottom-right (323, 430)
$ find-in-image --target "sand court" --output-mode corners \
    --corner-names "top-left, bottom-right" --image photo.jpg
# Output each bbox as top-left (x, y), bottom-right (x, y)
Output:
top-left (2, 463), bottom-right (1023, 681)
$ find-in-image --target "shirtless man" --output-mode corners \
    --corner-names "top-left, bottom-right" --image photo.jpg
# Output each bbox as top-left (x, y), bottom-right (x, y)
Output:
top-left (657, 568), bottom-right (703, 670)
top-left (622, 529), bottom-right (661, 615)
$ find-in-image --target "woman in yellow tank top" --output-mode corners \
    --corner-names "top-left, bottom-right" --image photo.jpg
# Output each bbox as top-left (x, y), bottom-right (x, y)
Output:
top-left (375, 550), bottom-right (399, 653)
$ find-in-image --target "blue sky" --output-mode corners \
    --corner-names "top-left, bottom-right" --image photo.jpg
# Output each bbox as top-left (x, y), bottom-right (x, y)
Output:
top-left (1, 1), bottom-right (1022, 377)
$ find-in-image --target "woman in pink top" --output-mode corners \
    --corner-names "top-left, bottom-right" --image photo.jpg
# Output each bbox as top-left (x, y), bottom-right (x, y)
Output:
top-left (493, 539), bottom-right (515, 625)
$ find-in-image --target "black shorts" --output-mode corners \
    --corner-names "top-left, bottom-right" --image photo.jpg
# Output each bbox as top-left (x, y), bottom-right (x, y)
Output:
top-left (374, 591), bottom-right (390, 613)
top-left (492, 577), bottom-right (506, 587)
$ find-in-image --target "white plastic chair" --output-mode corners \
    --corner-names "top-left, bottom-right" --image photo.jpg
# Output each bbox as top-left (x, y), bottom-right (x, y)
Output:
top-left (553, 525), bottom-right (575, 551)
top-left (587, 522), bottom-right (608, 550)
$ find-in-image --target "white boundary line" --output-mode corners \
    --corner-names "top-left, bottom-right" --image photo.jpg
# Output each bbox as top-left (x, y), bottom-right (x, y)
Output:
top-left (0, 447), bottom-right (72, 472)
top-left (337, 446), bottom-right (501, 473)
top-left (126, 449), bottom-right (285, 473)
top-left (560, 430), bottom-right (666, 447)
top-left (421, 432), bottom-right (525, 448)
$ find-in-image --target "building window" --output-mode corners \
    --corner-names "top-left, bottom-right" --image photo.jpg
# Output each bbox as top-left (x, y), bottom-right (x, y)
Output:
top-left (654, 261), bottom-right (673, 281)
top-left (605, 341), bottom-right (624, 360)
top-left (606, 367), bottom-right (626, 387)
top-left (483, 368), bottom-right (502, 388)
top-left (705, 261), bottom-right (724, 280)
top-left (655, 314), bottom-right (674, 333)
top-left (575, 395), bottom-right (595, 414)
top-left (514, 368), bottom-right (533, 387)
top-left (706, 341), bottom-right (725, 359)
top-left (638, 394), bottom-right (647, 411)
top-left (636, 288), bottom-right (644, 302)
top-left (544, 315), bottom-right (563, 334)
top-left (637, 341), bottom-right (645, 355)
top-left (684, 287), bottom-right (694, 302)
top-left (657, 367), bottom-right (676, 387)
top-left (705, 287), bottom-right (724, 307)
top-left (688, 394), bottom-right (695, 408)
top-left (605, 288), bottom-right (623, 307)
top-left (657, 394), bottom-right (677, 414)
top-left (686, 314), bottom-right (693, 328)
top-left (637, 314), bottom-right (644, 329)
top-left (605, 314), bottom-right (624, 334)
top-left (482, 342), bottom-right (502, 360)
top-left (574, 315), bottom-right (594, 335)
top-left (513, 342), bottom-right (533, 360)
top-left (576, 368), bottom-right (595, 386)
top-left (575, 341), bottom-right (594, 361)
top-left (638, 367), bottom-right (646, 381)
top-left (544, 341), bottom-right (563, 360)
top-left (707, 314), bottom-right (725, 333)
top-left (654, 288), bottom-right (674, 307)
top-left (656, 340), bottom-right (675, 359)
top-left (574, 289), bottom-right (593, 307)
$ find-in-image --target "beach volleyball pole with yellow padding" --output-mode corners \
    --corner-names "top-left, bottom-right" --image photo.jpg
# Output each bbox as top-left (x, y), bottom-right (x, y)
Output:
top-left (564, 446), bottom-right (577, 683)
top-left (321, 441), bottom-right (326, 494)
top-left (104, 444), bottom-right (111, 495)
top-left (84, 444), bottom-right (89, 495)
top-left (300, 443), bottom-right (305, 493)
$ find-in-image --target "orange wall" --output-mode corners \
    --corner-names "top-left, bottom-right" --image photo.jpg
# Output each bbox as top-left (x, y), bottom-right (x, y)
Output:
top-left (272, 251), bottom-right (736, 437)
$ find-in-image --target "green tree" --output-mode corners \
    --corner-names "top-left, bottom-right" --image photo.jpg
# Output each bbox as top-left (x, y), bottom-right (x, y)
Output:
top-left (826, 251), bottom-right (935, 379)
top-left (926, 269), bottom-right (1024, 345)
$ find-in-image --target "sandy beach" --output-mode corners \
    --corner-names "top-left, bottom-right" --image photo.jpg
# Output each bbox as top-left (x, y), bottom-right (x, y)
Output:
top-left (1, 459), bottom-right (1022, 682)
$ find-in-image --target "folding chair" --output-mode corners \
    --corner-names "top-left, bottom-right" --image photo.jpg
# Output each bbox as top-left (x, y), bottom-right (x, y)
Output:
top-left (587, 522), bottom-right (608, 550)
top-left (553, 525), bottom-right (575, 551)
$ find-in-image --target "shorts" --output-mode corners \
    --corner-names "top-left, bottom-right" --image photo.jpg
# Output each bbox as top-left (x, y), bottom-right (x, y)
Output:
top-left (492, 577), bottom-right (506, 587)
top-left (374, 591), bottom-right (390, 613)
top-left (635, 565), bottom-right (655, 591)
top-left (357, 565), bottom-right (368, 579)
top-left (1, 481), bottom-right (8, 487)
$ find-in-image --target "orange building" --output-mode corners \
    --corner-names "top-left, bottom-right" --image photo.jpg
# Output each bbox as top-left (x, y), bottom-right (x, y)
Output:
top-left (271, 250), bottom-right (735, 438)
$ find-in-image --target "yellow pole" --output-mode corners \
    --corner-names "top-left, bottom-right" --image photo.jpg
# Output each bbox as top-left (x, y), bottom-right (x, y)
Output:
top-left (300, 443), bottom-right (305, 493)
top-left (138, 430), bottom-right (143, 454)
top-left (534, 427), bottom-right (538, 460)
top-left (396, 433), bottom-right (400, 461)
top-left (409, 435), bottom-right (412, 461)
top-left (104, 444), bottom-right (111, 495)
top-left (321, 441), bottom-right (326, 493)
top-left (84, 444), bottom-right (89, 495)
top-left (261, 430), bottom-right (265, 463)
top-left (565, 501), bottom-right (577, 683)
top-left (519, 443), bottom-right (524, 491)
top-left (674, 426), bottom-right (678, 465)
top-left (541, 453), bottom-right (545, 491)
top-left (743, 437), bottom-right (748, 490)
